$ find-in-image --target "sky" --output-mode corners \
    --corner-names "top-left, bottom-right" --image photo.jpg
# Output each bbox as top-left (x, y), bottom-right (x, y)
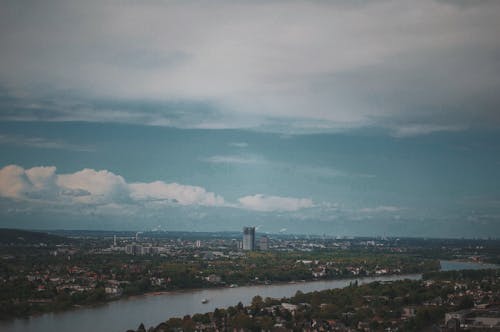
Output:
top-left (0, 0), bottom-right (499, 237)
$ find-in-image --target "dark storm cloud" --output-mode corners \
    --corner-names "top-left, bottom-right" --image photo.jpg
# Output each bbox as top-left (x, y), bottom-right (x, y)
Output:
top-left (0, 0), bottom-right (499, 133)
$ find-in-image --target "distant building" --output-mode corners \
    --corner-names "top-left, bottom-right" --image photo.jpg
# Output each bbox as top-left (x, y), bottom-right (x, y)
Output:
top-left (205, 274), bottom-right (222, 283)
top-left (195, 240), bottom-right (202, 248)
top-left (402, 306), bottom-right (417, 319)
top-left (125, 244), bottom-right (136, 255)
top-left (140, 246), bottom-right (151, 255)
top-left (281, 303), bottom-right (298, 312)
top-left (445, 307), bottom-right (500, 330)
top-left (259, 236), bottom-right (269, 251)
top-left (125, 244), bottom-right (143, 255)
top-left (105, 286), bottom-right (122, 297)
top-left (242, 227), bottom-right (255, 251)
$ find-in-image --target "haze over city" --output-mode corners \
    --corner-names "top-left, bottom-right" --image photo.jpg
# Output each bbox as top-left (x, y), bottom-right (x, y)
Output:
top-left (1, 0), bottom-right (500, 237)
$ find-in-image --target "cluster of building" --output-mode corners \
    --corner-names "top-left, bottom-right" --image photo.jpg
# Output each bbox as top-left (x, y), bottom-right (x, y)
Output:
top-left (124, 243), bottom-right (161, 255)
top-left (22, 265), bottom-right (111, 299)
top-left (445, 306), bottom-right (500, 330)
top-left (119, 226), bottom-right (269, 255)
top-left (98, 228), bottom-right (486, 258)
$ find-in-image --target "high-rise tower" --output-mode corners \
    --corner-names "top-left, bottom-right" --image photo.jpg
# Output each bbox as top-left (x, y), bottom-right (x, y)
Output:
top-left (242, 226), bottom-right (255, 251)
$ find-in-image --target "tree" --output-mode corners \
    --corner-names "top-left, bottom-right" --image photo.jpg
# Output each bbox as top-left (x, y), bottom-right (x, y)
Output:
top-left (457, 296), bottom-right (474, 310)
top-left (251, 295), bottom-right (264, 311)
top-left (231, 312), bottom-right (254, 329)
top-left (136, 323), bottom-right (146, 332)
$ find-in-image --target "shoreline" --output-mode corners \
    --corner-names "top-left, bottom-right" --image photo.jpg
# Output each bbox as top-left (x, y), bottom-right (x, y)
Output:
top-left (2, 259), bottom-right (498, 331)
top-left (6, 258), bottom-right (497, 322)
top-left (0, 271), bottom-right (426, 322)
top-left (127, 272), bottom-right (421, 300)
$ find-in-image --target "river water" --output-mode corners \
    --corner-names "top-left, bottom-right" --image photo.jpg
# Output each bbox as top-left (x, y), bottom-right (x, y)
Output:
top-left (439, 260), bottom-right (499, 271)
top-left (0, 260), bottom-right (496, 332)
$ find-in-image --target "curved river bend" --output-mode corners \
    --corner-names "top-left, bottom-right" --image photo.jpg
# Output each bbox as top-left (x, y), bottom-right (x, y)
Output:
top-left (0, 260), bottom-right (496, 332)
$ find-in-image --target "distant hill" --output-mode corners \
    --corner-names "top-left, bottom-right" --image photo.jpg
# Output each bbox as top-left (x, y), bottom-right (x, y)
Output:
top-left (0, 228), bottom-right (73, 245)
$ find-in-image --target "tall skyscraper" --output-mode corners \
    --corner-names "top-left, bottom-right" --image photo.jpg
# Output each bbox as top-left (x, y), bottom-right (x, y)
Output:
top-left (242, 226), bottom-right (255, 251)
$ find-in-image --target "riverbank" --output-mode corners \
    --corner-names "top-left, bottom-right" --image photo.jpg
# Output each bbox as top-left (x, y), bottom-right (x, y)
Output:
top-left (132, 268), bottom-right (500, 332)
top-left (0, 265), bottom-right (438, 321)
top-left (0, 273), bottom-right (424, 332)
top-left (1, 244), bottom-right (443, 321)
top-left (2, 259), bottom-right (498, 332)
top-left (12, 259), bottom-right (494, 321)
top-left (1, 260), bottom-right (497, 332)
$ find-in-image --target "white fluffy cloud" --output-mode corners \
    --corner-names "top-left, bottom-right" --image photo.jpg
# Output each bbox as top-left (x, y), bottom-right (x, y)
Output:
top-left (0, 165), bottom-right (225, 208)
top-left (0, 165), bottom-right (34, 199)
top-left (129, 181), bottom-right (225, 206)
top-left (238, 194), bottom-right (314, 212)
top-left (57, 168), bottom-right (130, 204)
top-left (0, 165), bottom-right (317, 214)
top-left (0, 165), bottom-right (58, 199)
top-left (0, 165), bottom-right (315, 213)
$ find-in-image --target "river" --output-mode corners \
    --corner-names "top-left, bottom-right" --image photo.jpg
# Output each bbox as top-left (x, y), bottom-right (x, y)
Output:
top-left (0, 260), bottom-right (496, 332)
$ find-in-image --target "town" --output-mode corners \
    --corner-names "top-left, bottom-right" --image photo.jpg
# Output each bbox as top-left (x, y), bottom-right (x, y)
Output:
top-left (1, 227), bottom-right (499, 329)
